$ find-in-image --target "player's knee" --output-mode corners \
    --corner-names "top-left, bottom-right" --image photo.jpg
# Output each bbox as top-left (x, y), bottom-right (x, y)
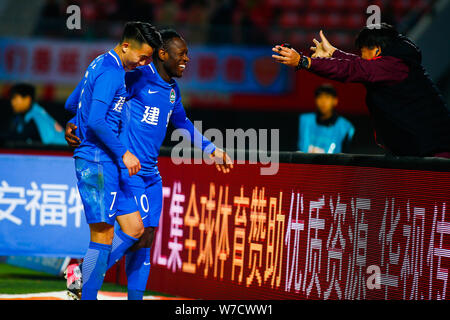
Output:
top-left (130, 223), bottom-right (144, 239)
top-left (117, 209), bottom-right (146, 237)
top-left (122, 222), bottom-right (144, 239)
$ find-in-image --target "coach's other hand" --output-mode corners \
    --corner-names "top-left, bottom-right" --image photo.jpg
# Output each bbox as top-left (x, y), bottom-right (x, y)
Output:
top-left (123, 150), bottom-right (141, 176)
top-left (65, 122), bottom-right (81, 148)
top-left (211, 148), bottom-right (233, 174)
top-left (272, 45), bottom-right (301, 67)
top-left (311, 30), bottom-right (336, 58)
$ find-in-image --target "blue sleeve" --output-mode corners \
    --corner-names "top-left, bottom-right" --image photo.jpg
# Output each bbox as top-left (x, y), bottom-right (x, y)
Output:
top-left (170, 101), bottom-right (216, 154)
top-left (65, 80), bottom-right (83, 115)
top-left (87, 99), bottom-right (127, 159)
top-left (124, 68), bottom-right (144, 99)
top-left (92, 69), bottom-right (123, 106)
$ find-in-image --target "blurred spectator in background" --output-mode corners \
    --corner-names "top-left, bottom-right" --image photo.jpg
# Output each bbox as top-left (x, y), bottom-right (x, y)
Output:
top-left (240, 1), bottom-right (266, 45)
top-left (184, 0), bottom-right (210, 43)
top-left (158, 0), bottom-right (180, 27)
top-left (1, 83), bottom-right (66, 146)
top-left (35, 0), bottom-right (63, 37)
top-left (40, 0), bottom-right (61, 19)
top-left (208, 0), bottom-right (236, 44)
top-left (116, 0), bottom-right (154, 24)
top-left (298, 84), bottom-right (354, 154)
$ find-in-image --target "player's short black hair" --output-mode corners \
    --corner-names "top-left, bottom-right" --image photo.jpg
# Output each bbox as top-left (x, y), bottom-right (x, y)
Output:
top-left (355, 23), bottom-right (399, 51)
top-left (152, 28), bottom-right (183, 60)
top-left (315, 84), bottom-right (337, 98)
top-left (120, 21), bottom-right (162, 49)
top-left (10, 83), bottom-right (35, 101)
top-left (160, 29), bottom-right (182, 44)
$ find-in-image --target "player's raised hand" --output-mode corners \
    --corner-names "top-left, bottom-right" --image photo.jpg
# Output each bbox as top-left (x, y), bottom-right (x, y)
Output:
top-left (311, 30), bottom-right (336, 58)
top-left (122, 150), bottom-right (141, 176)
top-left (210, 148), bottom-right (233, 174)
top-left (271, 45), bottom-right (301, 67)
top-left (65, 122), bottom-right (81, 148)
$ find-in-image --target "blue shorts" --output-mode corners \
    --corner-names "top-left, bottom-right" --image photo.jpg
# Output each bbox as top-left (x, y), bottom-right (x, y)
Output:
top-left (118, 170), bottom-right (163, 228)
top-left (75, 158), bottom-right (138, 226)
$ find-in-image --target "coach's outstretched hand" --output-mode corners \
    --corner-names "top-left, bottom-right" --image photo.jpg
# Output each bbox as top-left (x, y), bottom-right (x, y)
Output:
top-left (65, 122), bottom-right (81, 148)
top-left (211, 148), bottom-right (233, 174)
top-left (310, 30), bottom-right (336, 58)
top-left (122, 150), bottom-right (141, 176)
top-left (271, 45), bottom-right (301, 67)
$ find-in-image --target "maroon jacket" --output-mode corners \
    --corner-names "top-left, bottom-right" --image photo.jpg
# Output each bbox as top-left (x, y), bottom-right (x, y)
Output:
top-left (307, 39), bottom-right (450, 157)
top-left (310, 49), bottom-right (409, 85)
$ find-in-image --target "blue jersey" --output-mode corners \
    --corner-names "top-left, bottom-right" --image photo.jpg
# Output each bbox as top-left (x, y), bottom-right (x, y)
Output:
top-left (120, 62), bottom-right (215, 177)
top-left (70, 50), bottom-right (127, 162)
top-left (298, 112), bottom-right (354, 153)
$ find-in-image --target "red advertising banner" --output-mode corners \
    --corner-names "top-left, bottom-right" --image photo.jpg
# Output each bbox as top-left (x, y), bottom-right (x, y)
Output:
top-left (107, 157), bottom-right (450, 300)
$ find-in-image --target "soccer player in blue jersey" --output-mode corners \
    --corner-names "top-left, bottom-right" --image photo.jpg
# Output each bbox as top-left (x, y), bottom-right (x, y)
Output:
top-left (63, 21), bottom-right (162, 300)
top-left (65, 28), bottom-right (232, 300)
top-left (113, 28), bottom-right (233, 300)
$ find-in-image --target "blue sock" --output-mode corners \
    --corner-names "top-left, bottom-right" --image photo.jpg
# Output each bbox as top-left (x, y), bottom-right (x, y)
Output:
top-left (81, 242), bottom-right (112, 300)
top-left (107, 228), bottom-right (139, 270)
top-left (126, 247), bottom-right (151, 300)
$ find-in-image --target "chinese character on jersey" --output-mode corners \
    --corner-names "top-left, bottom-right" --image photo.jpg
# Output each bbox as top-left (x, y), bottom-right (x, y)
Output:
top-left (113, 96), bottom-right (125, 112)
top-left (141, 106), bottom-right (160, 125)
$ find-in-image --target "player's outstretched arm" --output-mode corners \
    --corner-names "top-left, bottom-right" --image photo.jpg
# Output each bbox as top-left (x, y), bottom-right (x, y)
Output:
top-left (169, 92), bottom-right (233, 174)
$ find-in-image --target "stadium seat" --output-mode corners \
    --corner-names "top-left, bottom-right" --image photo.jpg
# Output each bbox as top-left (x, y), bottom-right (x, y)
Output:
top-left (304, 12), bottom-right (322, 28)
top-left (326, 0), bottom-right (347, 11)
top-left (307, 0), bottom-right (327, 11)
top-left (321, 13), bottom-right (342, 29)
top-left (288, 31), bottom-right (307, 48)
top-left (342, 12), bottom-right (365, 29)
top-left (344, 0), bottom-right (369, 12)
top-left (279, 11), bottom-right (301, 28)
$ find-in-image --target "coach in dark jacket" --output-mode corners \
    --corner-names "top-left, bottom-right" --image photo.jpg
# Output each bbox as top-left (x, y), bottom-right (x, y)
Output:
top-left (272, 23), bottom-right (450, 157)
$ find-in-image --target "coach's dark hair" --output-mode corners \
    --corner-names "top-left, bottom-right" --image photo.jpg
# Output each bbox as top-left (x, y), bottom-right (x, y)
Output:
top-left (152, 28), bottom-right (183, 60)
top-left (10, 83), bottom-right (35, 102)
top-left (120, 21), bottom-right (162, 49)
top-left (315, 84), bottom-right (337, 98)
top-left (355, 23), bottom-right (399, 51)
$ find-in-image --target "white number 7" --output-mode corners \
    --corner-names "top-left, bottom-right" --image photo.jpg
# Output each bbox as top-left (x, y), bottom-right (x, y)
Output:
top-left (110, 191), bottom-right (117, 211)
